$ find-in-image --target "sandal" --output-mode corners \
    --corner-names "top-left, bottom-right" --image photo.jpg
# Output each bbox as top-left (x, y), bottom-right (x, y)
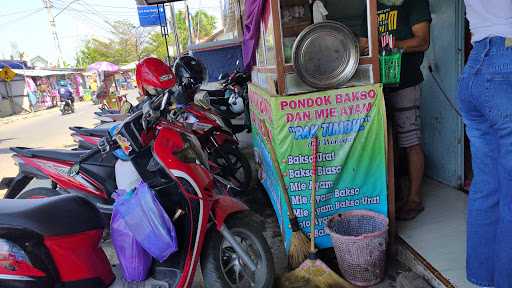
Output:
top-left (397, 203), bottom-right (425, 221)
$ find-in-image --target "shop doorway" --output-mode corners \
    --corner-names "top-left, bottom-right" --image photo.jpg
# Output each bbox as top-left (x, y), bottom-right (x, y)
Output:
top-left (396, 0), bottom-right (476, 287)
top-left (420, 0), bottom-right (465, 188)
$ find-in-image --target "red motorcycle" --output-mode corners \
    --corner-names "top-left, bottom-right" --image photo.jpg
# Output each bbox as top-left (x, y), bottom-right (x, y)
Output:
top-left (0, 94), bottom-right (274, 287)
top-left (69, 102), bottom-right (252, 190)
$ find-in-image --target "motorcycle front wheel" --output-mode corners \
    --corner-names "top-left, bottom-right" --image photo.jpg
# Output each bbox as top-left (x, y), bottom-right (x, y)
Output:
top-left (201, 211), bottom-right (274, 288)
top-left (211, 144), bottom-right (252, 191)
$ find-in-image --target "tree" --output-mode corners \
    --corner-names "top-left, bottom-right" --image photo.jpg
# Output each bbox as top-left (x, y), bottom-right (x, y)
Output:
top-left (142, 32), bottom-right (169, 60)
top-left (74, 20), bottom-right (151, 67)
top-left (74, 10), bottom-right (217, 67)
top-left (192, 10), bottom-right (217, 42)
top-left (75, 38), bottom-right (116, 67)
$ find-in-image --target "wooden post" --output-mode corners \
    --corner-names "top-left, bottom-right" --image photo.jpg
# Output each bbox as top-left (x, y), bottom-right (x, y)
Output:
top-left (369, 0), bottom-right (381, 83)
top-left (270, 0), bottom-right (286, 95)
top-left (386, 120), bottom-right (396, 246)
top-left (6, 81), bottom-right (15, 115)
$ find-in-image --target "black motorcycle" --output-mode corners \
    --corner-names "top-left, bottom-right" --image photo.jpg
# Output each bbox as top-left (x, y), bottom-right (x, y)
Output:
top-left (201, 61), bottom-right (251, 134)
top-left (60, 99), bottom-right (74, 115)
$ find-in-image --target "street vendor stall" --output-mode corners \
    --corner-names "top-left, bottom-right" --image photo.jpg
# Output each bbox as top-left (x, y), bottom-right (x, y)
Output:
top-left (8, 69), bottom-right (85, 113)
top-left (246, 0), bottom-right (394, 255)
top-left (88, 62), bottom-right (125, 109)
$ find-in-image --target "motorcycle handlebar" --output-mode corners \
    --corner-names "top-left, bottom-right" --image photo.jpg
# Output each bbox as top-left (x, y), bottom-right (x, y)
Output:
top-left (79, 146), bottom-right (100, 163)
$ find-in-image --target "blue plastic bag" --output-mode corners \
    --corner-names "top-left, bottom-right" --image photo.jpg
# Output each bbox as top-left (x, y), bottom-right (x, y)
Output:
top-left (111, 190), bottom-right (152, 281)
top-left (116, 182), bottom-right (178, 262)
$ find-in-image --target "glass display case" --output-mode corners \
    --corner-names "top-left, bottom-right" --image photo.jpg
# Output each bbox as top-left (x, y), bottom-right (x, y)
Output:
top-left (252, 0), bottom-right (380, 96)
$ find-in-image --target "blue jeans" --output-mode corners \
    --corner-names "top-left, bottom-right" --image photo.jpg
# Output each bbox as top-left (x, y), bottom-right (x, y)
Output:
top-left (458, 37), bottom-right (512, 288)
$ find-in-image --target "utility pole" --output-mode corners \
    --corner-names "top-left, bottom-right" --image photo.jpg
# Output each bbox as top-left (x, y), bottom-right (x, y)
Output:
top-left (42, 0), bottom-right (64, 67)
top-left (168, 3), bottom-right (181, 56)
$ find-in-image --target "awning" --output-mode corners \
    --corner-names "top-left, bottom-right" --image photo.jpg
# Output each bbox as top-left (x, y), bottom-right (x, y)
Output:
top-left (120, 62), bottom-right (137, 70)
top-left (0, 60), bottom-right (27, 69)
top-left (12, 69), bottom-right (80, 77)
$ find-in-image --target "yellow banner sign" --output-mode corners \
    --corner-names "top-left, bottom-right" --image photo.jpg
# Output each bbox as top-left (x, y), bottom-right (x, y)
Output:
top-left (0, 66), bottom-right (17, 81)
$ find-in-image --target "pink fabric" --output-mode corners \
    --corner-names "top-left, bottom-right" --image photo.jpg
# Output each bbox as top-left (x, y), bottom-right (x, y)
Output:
top-left (25, 77), bottom-right (37, 92)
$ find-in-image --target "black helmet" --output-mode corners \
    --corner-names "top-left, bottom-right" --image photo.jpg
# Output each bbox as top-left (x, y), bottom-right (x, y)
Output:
top-left (173, 55), bottom-right (208, 91)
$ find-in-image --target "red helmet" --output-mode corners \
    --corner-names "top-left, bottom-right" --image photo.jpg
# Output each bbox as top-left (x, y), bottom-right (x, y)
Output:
top-left (136, 57), bottom-right (176, 97)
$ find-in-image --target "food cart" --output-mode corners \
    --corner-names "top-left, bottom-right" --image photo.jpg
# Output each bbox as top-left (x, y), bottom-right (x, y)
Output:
top-left (247, 0), bottom-right (395, 250)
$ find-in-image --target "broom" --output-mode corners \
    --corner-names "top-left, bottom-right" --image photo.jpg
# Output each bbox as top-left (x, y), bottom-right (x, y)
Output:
top-left (280, 136), bottom-right (355, 288)
top-left (267, 138), bottom-right (310, 269)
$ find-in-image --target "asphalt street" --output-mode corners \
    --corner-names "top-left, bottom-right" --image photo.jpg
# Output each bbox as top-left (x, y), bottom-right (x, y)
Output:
top-left (0, 102), bottom-right (98, 180)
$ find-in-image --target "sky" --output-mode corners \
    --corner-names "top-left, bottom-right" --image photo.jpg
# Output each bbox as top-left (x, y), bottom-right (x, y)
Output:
top-left (0, 0), bottom-right (222, 66)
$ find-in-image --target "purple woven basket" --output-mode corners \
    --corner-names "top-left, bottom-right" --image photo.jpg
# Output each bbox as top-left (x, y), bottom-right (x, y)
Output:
top-left (326, 210), bottom-right (389, 286)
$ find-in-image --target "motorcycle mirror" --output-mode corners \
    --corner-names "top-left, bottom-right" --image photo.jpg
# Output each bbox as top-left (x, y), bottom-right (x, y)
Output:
top-left (142, 101), bottom-right (153, 130)
top-left (160, 91), bottom-right (169, 111)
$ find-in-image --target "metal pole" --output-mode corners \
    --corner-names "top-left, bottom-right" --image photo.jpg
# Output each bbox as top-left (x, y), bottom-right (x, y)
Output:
top-left (169, 3), bottom-right (181, 55)
top-left (237, 0), bottom-right (244, 34)
top-left (157, 4), bottom-right (171, 64)
top-left (185, 3), bottom-right (194, 47)
top-left (42, 0), bottom-right (64, 67)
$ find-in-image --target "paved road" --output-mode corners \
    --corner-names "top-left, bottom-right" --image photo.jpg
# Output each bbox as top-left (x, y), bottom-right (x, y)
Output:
top-left (0, 102), bottom-right (98, 180)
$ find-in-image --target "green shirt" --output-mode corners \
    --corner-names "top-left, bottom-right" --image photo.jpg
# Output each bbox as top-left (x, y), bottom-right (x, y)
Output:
top-left (363, 0), bottom-right (432, 90)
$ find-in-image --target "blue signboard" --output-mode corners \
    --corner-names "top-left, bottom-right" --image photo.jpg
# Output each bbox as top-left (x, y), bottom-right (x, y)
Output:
top-left (137, 5), bottom-right (166, 27)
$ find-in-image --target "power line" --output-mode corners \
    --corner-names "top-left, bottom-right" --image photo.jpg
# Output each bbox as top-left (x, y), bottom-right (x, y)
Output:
top-left (76, 1), bottom-right (117, 30)
top-left (85, 4), bottom-right (135, 10)
top-left (0, 8), bottom-right (45, 28)
top-left (67, 10), bottom-right (114, 32)
top-left (0, 8), bottom-right (44, 17)
top-left (52, 1), bottom-right (137, 16)
top-left (52, 6), bottom-right (137, 17)
top-left (55, 0), bottom-right (136, 10)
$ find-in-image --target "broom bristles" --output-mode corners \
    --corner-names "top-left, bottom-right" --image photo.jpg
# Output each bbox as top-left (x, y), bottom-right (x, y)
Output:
top-left (281, 259), bottom-right (355, 288)
top-left (288, 230), bottom-right (311, 269)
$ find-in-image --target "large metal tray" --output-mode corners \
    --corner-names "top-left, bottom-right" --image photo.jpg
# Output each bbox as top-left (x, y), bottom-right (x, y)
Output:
top-left (292, 21), bottom-right (360, 89)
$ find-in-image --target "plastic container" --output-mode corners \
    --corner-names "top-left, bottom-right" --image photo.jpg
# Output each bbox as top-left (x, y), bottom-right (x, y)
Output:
top-left (326, 210), bottom-right (389, 286)
top-left (380, 52), bottom-right (402, 85)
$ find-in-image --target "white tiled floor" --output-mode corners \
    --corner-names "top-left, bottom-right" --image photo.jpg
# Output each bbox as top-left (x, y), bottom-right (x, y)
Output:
top-left (398, 179), bottom-right (477, 288)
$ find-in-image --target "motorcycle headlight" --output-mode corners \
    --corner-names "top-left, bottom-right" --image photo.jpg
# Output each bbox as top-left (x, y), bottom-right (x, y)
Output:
top-left (173, 133), bottom-right (209, 169)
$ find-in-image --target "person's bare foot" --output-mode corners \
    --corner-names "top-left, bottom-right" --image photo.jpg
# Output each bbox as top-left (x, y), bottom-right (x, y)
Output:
top-left (397, 201), bottom-right (424, 221)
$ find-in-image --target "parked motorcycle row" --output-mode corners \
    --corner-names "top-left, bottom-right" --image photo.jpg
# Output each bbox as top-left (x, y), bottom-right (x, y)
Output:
top-left (0, 57), bottom-right (273, 288)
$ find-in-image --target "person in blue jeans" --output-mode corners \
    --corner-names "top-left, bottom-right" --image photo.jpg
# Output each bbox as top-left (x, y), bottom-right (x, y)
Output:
top-left (458, 1), bottom-right (512, 287)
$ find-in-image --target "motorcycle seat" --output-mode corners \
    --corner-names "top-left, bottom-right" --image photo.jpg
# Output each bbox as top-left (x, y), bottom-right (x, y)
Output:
top-left (0, 195), bottom-right (104, 236)
top-left (10, 147), bottom-right (86, 162)
top-left (69, 126), bottom-right (109, 137)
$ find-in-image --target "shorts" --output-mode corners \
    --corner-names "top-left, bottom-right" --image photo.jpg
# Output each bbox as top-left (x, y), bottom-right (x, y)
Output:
top-left (387, 85), bottom-right (422, 148)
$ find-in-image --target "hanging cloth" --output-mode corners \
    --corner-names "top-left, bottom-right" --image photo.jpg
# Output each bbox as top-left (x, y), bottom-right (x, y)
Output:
top-left (242, 0), bottom-right (266, 72)
top-left (312, 0), bottom-right (328, 23)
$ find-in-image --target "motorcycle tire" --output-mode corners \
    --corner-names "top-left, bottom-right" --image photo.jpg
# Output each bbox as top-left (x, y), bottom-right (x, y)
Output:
top-left (200, 211), bottom-right (274, 288)
top-left (212, 144), bottom-right (252, 191)
top-left (15, 187), bottom-right (64, 199)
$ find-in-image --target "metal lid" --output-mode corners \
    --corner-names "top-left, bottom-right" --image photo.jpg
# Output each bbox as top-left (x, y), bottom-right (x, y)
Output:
top-left (292, 21), bottom-right (360, 89)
